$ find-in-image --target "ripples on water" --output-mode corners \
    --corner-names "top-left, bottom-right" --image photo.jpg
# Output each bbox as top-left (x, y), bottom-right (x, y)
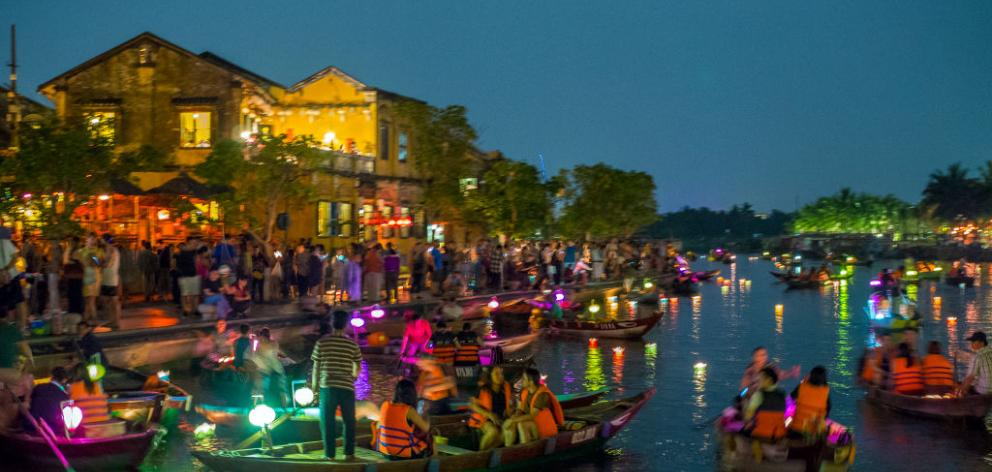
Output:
top-left (145, 260), bottom-right (992, 471)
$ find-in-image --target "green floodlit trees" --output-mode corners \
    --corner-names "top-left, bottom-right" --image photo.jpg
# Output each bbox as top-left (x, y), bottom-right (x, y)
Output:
top-left (792, 188), bottom-right (914, 234)
top-left (555, 163), bottom-right (659, 239)
top-left (466, 159), bottom-right (551, 239)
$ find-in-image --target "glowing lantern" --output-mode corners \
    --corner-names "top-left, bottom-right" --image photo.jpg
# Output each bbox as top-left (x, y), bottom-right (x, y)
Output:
top-left (554, 292), bottom-right (566, 302)
top-left (693, 362), bottom-right (708, 377)
top-left (948, 317), bottom-right (957, 325)
top-left (194, 422), bottom-right (216, 440)
top-left (933, 297), bottom-right (942, 305)
top-left (645, 342), bottom-right (657, 354)
top-left (86, 363), bottom-right (106, 382)
top-left (157, 209), bottom-right (171, 220)
top-left (350, 317), bottom-right (366, 328)
top-left (294, 387), bottom-right (315, 407)
top-left (774, 304), bottom-right (784, 316)
top-left (612, 346), bottom-right (625, 356)
top-left (98, 194), bottom-right (110, 201)
top-left (248, 404), bottom-right (276, 427)
top-left (643, 281), bottom-right (654, 289)
top-left (370, 306), bottom-right (385, 319)
top-left (905, 270), bottom-right (917, 277)
top-left (487, 298), bottom-right (500, 310)
top-left (869, 280), bottom-right (882, 287)
top-left (588, 303), bottom-right (601, 314)
top-left (588, 337), bottom-right (598, 348)
top-left (156, 370), bottom-right (170, 382)
top-left (62, 404), bottom-right (83, 431)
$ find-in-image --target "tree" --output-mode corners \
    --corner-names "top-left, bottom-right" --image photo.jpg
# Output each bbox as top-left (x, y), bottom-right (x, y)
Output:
top-left (466, 159), bottom-right (551, 238)
top-left (195, 136), bottom-right (325, 241)
top-left (395, 102), bottom-right (479, 227)
top-left (0, 118), bottom-right (165, 238)
top-left (792, 188), bottom-right (913, 234)
top-left (556, 163), bottom-right (658, 239)
top-left (921, 163), bottom-right (984, 222)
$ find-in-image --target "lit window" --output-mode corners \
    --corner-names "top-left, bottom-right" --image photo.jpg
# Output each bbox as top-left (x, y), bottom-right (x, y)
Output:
top-left (382, 206), bottom-right (394, 239)
top-left (84, 111), bottom-right (116, 144)
top-left (180, 112), bottom-right (212, 148)
top-left (318, 202), bottom-right (353, 237)
top-left (398, 131), bottom-right (408, 163)
top-left (400, 207), bottom-right (411, 238)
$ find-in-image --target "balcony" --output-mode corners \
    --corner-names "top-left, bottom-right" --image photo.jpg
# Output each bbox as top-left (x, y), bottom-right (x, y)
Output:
top-left (323, 151), bottom-right (375, 176)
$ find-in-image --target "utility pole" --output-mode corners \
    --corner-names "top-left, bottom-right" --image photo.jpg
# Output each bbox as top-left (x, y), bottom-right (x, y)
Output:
top-left (6, 24), bottom-right (19, 150)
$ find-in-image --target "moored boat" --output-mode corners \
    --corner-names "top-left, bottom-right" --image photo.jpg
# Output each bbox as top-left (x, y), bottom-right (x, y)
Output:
top-left (192, 388), bottom-right (654, 472)
top-left (0, 427), bottom-right (158, 472)
top-left (865, 387), bottom-right (992, 418)
top-left (546, 312), bottom-right (663, 339)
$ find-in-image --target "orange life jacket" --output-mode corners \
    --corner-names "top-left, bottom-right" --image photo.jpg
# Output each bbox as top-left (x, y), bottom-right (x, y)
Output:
top-left (454, 334), bottom-right (481, 365)
top-left (922, 354), bottom-right (955, 388)
top-left (373, 401), bottom-right (427, 458)
top-left (891, 357), bottom-right (924, 394)
top-left (861, 349), bottom-right (882, 384)
top-left (430, 335), bottom-right (456, 365)
top-left (750, 388), bottom-right (787, 440)
top-left (521, 385), bottom-right (564, 439)
top-left (69, 381), bottom-right (110, 424)
top-left (417, 365), bottom-right (452, 401)
top-left (468, 382), bottom-right (512, 428)
top-left (790, 383), bottom-right (829, 433)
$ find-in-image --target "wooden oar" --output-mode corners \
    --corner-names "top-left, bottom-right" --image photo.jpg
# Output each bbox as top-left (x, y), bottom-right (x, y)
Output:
top-left (234, 412), bottom-right (293, 450)
top-left (15, 398), bottom-right (74, 471)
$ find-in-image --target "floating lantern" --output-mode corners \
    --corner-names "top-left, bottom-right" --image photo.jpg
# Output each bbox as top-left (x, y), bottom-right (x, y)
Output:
top-left (959, 283), bottom-right (966, 289)
top-left (613, 346), bottom-right (625, 356)
top-left (588, 337), bottom-right (599, 348)
top-left (869, 280), bottom-right (882, 287)
top-left (693, 362), bottom-right (707, 377)
top-left (248, 404), bottom-right (276, 427)
top-left (644, 281), bottom-right (654, 289)
top-left (555, 292), bottom-right (566, 302)
top-left (294, 387), bottom-right (315, 407)
top-left (933, 296), bottom-right (942, 305)
top-left (62, 403), bottom-right (83, 431)
top-left (716, 277), bottom-right (725, 284)
top-left (720, 285), bottom-right (729, 294)
top-left (774, 304), bottom-right (784, 315)
top-left (194, 422), bottom-right (216, 440)
top-left (947, 317), bottom-right (957, 325)
top-left (86, 363), bottom-right (106, 382)
top-left (906, 270), bottom-right (917, 277)
top-left (370, 305), bottom-right (385, 319)
top-left (156, 370), bottom-right (170, 382)
top-left (589, 303), bottom-right (601, 314)
top-left (350, 317), bottom-right (366, 328)
top-left (645, 342), bottom-right (657, 354)
top-left (487, 297), bottom-right (500, 310)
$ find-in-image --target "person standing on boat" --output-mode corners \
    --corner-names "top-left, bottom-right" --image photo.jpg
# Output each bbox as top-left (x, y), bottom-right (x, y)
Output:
top-left (739, 347), bottom-right (799, 397)
top-left (399, 311), bottom-right (432, 360)
top-left (468, 366), bottom-right (513, 450)
top-left (959, 331), bottom-right (992, 396)
top-left (454, 323), bottom-right (482, 367)
top-left (374, 379), bottom-right (431, 459)
top-left (502, 367), bottom-right (563, 445)
top-left (310, 310), bottom-right (363, 461)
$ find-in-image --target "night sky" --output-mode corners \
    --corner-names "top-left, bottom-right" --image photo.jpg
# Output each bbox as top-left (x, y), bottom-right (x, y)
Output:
top-left (4, 1), bottom-right (991, 212)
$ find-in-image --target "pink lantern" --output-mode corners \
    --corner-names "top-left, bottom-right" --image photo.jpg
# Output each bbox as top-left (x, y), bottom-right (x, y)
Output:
top-left (350, 317), bottom-right (366, 328)
top-left (487, 298), bottom-right (500, 310)
top-left (62, 403), bottom-right (83, 431)
top-left (370, 306), bottom-right (385, 319)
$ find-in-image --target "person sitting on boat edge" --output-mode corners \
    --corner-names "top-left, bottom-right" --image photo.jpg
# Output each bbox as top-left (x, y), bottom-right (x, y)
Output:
top-left (469, 366), bottom-right (513, 450)
top-left (415, 354), bottom-right (457, 415)
top-left (502, 367), bottom-right (563, 446)
top-left (454, 323), bottom-right (481, 367)
top-left (859, 333), bottom-right (892, 387)
top-left (743, 367), bottom-right (787, 442)
top-left (959, 331), bottom-right (992, 396)
top-left (922, 341), bottom-right (956, 395)
top-left (374, 379), bottom-right (431, 460)
top-left (739, 347), bottom-right (800, 399)
top-left (26, 366), bottom-right (70, 434)
top-left (69, 362), bottom-right (111, 429)
top-left (789, 366), bottom-right (830, 436)
top-left (889, 342), bottom-right (924, 395)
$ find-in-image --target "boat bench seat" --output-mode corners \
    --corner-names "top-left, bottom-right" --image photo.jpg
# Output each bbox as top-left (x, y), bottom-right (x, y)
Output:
top-left (436, 443), bottom-right (475, 455)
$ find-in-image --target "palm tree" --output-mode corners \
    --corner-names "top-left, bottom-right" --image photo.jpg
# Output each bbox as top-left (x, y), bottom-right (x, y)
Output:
top-left (922, 163), bottom-right (982, 222)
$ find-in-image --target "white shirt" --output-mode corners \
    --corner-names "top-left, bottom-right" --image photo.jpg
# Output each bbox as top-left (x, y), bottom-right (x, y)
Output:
top-left (968, 346), bottom-right (992, 394)
top-left (101, 246), bottom-right (120, 287)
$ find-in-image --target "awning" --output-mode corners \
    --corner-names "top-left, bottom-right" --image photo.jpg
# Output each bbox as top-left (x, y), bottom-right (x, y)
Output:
top-left (144, 172), bottom-right (225, 199)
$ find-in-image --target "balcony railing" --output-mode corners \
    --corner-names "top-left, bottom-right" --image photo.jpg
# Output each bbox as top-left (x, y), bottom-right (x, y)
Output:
top-left (323, 152), bottom-right (375, 175)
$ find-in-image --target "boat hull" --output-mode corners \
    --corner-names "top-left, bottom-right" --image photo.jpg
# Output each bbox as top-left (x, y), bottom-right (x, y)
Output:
top-left (0, 428), bottom-right (157, 472)
top-left (866, 387), bottom-right (992, 418)
top-left (547, 313), bottom-right (663, 339)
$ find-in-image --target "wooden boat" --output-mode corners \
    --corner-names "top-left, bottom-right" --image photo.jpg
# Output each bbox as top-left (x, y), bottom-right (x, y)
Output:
top-left (691, 269), bottom-right (721, 282)
top-left (102, 365), bottom-right (192, 424)
top-left (192, 388), bottom-right (654, 472)
top-left (0, 427), bottom-right (158, 472)
top-left (786, 278), bottom-right (827, 290)
top-left (866, 387), bottom-right (992, 418)
top-left (547, 312), bottom-right (663, 339)
top-left (715, 413), bottom-right (855, 471)
top-left (945, 275), bottom-right (975, 287)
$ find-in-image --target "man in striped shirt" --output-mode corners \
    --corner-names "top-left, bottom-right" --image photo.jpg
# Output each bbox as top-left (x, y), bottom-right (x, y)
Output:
top-left (961, 331), bottom-right (992, 395)
top-left (311, 310), bottom-right (363, 460)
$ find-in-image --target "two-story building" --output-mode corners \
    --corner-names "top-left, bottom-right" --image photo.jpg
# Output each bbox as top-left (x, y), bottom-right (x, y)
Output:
top-left (37, 32), bottom-right (476, 250)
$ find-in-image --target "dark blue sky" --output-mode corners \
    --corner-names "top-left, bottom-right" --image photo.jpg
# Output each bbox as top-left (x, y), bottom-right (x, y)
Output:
top-left (4, 1), bottom-right (991, 211)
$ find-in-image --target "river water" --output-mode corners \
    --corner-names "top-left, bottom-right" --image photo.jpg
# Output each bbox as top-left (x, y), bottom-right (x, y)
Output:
top-left (143, 259), bottom-right (992, 471)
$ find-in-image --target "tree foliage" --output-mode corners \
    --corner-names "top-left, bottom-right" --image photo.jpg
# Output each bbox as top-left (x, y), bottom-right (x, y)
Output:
top-left (921, 163), bottom-right (987, 222)
top-left (792, 188), bottom-right (914, 234)
top-left (0, 118), bottom-right (165, 238)
top-left (466, 159), bottom-right (550, 239)
top-left (195, 136), bottom-right (325, 241)
top-left (395, 102), bottom-right (479, 225)
top-left (644, 204), bottom-right (792, 239)
top-left (556, 163), bottom-right (658, 239)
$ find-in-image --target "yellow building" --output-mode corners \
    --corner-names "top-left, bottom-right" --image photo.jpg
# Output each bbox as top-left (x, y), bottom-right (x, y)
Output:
top-left (37, 32), bottom-right (479, 250)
